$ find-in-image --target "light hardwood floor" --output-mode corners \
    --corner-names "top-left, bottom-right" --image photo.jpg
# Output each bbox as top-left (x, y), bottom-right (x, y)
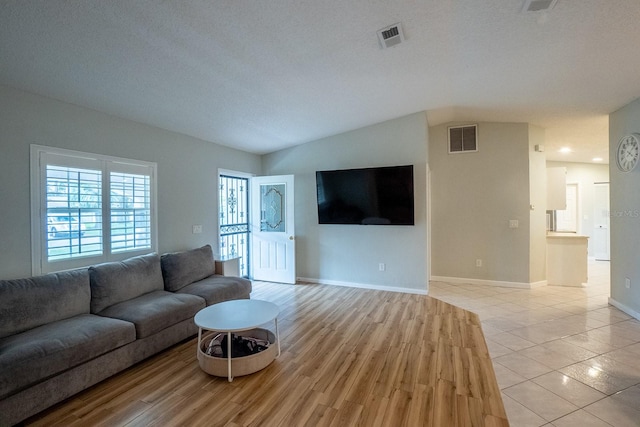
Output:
top-left (26, 282), bottom-right (508, 426)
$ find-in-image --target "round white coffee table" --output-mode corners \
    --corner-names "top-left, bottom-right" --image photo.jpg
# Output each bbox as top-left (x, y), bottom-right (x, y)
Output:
top-left (194, 299), bottom-right (280, 382)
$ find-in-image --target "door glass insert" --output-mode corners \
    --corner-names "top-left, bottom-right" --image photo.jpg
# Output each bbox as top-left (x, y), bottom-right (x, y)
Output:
top-left (260, 184), bottom-right (285, 232)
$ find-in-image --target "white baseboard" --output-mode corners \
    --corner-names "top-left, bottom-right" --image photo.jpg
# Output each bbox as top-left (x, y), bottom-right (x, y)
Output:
top-left (297, 277), bottom-right (428, 295)
top-left (608, 297), bottom-right (640, 321)
top-left (430, 276), bottom-right (547, 289)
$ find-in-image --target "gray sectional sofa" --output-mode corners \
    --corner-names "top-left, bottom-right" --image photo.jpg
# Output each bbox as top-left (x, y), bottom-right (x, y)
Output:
top-left (0, 245), bottom-right (251, 426)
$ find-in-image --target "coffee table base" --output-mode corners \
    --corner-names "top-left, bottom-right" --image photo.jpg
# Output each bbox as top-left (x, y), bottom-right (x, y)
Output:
top-left (194, 299), bottom-right (281, 382)
top-left (197, 328), bottom-right (278, 381)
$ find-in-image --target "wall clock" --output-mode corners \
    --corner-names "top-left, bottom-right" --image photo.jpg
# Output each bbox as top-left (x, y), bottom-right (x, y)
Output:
top-left (616, 133), bottom-right (640, 172)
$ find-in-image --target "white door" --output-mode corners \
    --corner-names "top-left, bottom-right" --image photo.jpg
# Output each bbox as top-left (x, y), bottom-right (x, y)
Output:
top-left (593, 183), bottom-right (610, 261)
top-left (250, 175), bottom-right (296, 284)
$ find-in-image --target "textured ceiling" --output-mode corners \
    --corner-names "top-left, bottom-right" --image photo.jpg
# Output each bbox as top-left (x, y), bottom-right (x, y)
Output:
top-left (2, 0), bottom-right (639, 162)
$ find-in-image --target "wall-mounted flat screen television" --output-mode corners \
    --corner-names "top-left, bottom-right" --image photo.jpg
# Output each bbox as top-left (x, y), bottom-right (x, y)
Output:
top-left (316, 165), bottom-right (414, 225)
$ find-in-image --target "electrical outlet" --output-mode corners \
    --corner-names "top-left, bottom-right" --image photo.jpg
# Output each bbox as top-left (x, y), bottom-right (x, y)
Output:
top-left (509, 220), bottom-right (519, 228)
top-left (476, 259), bottom-right (482, 267)
top-left (192, 225), bottom-right (202, 234)
top-left (625, 277), bottom-right (631, 289)
top-left (379, 263), bottom-right (386, 272)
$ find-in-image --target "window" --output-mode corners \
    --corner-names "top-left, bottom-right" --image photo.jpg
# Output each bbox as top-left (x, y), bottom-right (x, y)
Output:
top-left (31, 145), bottom-right (157, 275)
top-left (45, 164), bottom-right (103, 261)
top-left (448, 124), bottom-right (478, 153)
top-left (110, 171), bottom-right (152, 253)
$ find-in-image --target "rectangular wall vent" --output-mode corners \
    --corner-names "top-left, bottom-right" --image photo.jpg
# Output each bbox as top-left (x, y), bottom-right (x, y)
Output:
top-left (448, 125), bottom-right (478, 154)
top-left (377, 23), bottom-right (404, 49)
top-left (522, 0), bottom-right (558, 12)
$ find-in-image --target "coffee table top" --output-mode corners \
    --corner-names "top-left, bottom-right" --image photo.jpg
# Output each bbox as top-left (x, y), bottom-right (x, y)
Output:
top-left (194, 299), bottom-right (279, 332)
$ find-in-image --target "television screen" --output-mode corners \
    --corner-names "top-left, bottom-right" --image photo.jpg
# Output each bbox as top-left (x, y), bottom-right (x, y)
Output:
top-left (316, 165), bottom-right (414, 225)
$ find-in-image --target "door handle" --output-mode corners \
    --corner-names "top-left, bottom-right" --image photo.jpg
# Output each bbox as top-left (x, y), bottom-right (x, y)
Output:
top-left (289, 236), bottom-right (295, 240)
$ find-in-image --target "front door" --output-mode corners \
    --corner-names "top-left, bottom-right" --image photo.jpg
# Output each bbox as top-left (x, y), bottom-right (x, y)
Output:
top-left (250, 175), bottom-right (296, 284)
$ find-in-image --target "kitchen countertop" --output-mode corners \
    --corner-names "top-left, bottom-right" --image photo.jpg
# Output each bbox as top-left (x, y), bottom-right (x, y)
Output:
top-left (546, 232), bottom-right (589, 239)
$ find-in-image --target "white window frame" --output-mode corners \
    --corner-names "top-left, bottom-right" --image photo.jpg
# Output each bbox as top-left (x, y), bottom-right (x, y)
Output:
top-left (30, 145), bottom-right (158, 275)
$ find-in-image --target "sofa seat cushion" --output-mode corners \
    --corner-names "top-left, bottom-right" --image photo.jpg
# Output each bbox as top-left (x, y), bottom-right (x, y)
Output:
top-left (89, 253), bottom-right (164, 313)
top-left (0, 269), bottom-right (90, 339)
top-left (161, 245), bottom-right (216, 292)
top-left (177, 275), bottom-right (252, 305)
top-left (97, 290), bottom-right (205, 339)
top-left (0, 314), bottom-right (135, 399)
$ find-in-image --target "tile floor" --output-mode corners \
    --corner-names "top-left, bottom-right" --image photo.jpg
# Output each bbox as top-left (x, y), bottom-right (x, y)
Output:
top-left (429, 260), bottom-right (640, 427)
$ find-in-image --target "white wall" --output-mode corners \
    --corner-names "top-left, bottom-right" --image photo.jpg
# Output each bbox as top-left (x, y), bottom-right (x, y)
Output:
top-left (609, 97), bottom-right (640, 318)
top-left (546, 160), bottom-right (609, 257)
top-left (262, 113), bottom-right (428, 293)
top-left (529, 125), bottom-right (547, 284)
top-left (0, 85), bottom-right (261, 279)
top-left (430, 122), bottom-right (543, 286)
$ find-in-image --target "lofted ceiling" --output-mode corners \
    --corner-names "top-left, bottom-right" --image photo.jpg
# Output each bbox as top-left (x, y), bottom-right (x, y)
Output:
top-left (2, 1), bottom-right (639, 162)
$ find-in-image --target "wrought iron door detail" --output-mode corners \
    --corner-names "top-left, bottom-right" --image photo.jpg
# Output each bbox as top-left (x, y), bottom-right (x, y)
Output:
top-left (219, 174), bottom-right (249, 277)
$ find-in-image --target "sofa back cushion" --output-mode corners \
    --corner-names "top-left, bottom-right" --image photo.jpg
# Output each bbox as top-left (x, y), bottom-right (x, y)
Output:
top-left (161, 245), bottom-right (216, 292)
top-left (0, 269), bottom-right (90, 339)
top-left (89, 253), bottom-right (163, 313)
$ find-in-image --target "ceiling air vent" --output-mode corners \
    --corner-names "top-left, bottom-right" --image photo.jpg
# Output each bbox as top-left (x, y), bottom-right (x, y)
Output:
top-left (448, 125), bottom-right (478, 154)
top-left (377, 23), bottom-right (404, 49)
top-left (522, 0), bottom-right (558, 12)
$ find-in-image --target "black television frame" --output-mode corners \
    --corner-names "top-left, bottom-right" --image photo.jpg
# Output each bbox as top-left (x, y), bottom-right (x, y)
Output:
top-left (315, 164), bottom-right (415, 226)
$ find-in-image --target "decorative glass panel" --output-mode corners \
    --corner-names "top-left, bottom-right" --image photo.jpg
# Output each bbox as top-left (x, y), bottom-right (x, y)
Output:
top-left (260, 184), bottom-right (285, 232)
